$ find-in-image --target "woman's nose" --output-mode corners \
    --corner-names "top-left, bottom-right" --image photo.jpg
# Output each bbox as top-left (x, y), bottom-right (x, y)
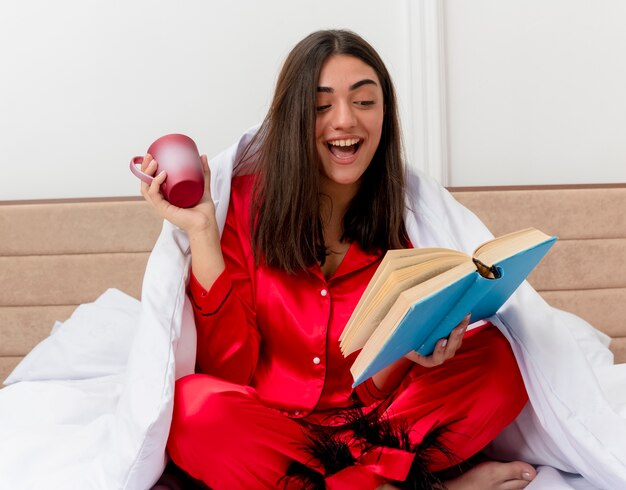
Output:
top-left (331, 101), bottom-right (357, 130)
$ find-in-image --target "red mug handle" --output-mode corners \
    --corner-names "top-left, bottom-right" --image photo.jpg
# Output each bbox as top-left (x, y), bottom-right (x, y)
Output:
top-left (129, 156), bottom-right (155, 185)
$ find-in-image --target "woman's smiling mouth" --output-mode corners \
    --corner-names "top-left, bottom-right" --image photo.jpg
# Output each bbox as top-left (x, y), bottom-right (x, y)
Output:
top-left (327, 138), bottom-right (362, 163)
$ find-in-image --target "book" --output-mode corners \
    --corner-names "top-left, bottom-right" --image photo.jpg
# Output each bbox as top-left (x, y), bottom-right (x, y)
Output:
top-left (340, 227), bottom-right (557, 387)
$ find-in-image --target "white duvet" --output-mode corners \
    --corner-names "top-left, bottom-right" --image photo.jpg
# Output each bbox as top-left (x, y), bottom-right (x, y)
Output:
top-left (1, 126), bottom-right (625, 489)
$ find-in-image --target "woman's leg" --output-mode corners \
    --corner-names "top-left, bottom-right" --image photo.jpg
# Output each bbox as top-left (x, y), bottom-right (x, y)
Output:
top-left (167, 324), bottom-right (528, 489)
top-left (166, 374), bottom-right (314, 489)
top-left (384, 323), bottom-right (529, 472)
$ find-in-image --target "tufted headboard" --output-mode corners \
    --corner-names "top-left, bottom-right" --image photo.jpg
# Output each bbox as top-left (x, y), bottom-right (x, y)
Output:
top-left (1, 184), bottom-right (625, 382)
top-left (452, 184), bottom-right (626, 362)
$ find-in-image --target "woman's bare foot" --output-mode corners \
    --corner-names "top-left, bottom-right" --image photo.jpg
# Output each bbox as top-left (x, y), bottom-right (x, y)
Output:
top-left (375, 460), bottom-right (536, 490)
top-left (442, 460), bottom-right (536, 490)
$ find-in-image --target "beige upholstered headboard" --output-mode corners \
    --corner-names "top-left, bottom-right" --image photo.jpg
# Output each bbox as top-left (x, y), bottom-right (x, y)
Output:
top-left (452, 184), bottom-right (626, 362)
top-left (0, 198), bottom-right (162, 381)
top-left (1, 184), bottom-right (625, 383)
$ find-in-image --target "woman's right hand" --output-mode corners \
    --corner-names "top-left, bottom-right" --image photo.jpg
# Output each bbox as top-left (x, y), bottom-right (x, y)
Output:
top-left (140, 153), bottom-right (218, 237)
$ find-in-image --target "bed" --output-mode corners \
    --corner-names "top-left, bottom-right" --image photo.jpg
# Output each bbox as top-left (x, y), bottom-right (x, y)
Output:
top-left (1, 175), bottom-right (625, 489)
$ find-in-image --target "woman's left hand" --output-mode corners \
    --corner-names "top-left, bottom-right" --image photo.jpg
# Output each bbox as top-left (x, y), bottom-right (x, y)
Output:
top-left (404, 314), bottom-right (471, 368)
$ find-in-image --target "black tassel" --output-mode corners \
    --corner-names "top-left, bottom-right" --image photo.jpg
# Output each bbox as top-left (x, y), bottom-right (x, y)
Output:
top-left (279, 460), bottom-right (326, 490)
top-left (279, 407), bottom-right (461, 490)
top-left (339, 406), bottom-right (461, 490)
top-left (340, 406), bottom-right (403, 449)
top-left (301, 425), bottom-right (357, 475)
top-left (278, 423), bottom-right (357, 489)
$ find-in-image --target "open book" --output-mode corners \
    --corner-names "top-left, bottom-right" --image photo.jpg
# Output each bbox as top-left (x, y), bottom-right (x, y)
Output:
top-left (340, 227), bottom-right (557, 387)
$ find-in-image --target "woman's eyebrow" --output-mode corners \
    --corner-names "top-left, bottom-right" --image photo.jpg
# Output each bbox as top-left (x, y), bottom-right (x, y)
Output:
top-left (316, 79), bottom-right (378, 93)
top-left (350, 79), bottom-right (378, 90)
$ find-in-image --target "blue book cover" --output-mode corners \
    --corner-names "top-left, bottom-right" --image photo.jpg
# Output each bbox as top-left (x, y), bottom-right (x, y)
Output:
top-left (350, 233), bottom-right (557, 387)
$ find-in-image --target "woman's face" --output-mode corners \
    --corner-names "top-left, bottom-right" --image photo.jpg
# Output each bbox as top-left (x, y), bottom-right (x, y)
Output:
top-left (315, 54), bottom-right (384, 194)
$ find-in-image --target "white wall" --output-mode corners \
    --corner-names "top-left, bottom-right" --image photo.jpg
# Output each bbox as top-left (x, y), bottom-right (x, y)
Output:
top-left (0, 0), bottom-right (417, 200)
top-left (1, 0), bottom-right (625, 201)
top-left (445, 0), bottom-right (626, 186)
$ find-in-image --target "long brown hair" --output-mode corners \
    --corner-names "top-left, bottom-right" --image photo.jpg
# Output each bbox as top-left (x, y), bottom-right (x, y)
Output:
top-left (243, 29), bottom-right (409, 273)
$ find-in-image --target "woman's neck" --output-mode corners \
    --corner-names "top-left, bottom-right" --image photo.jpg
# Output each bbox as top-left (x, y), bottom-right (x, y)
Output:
top-left (319, 177), bottom-right (359, 228)
top-left (319, 178), bottom-right (359, 278)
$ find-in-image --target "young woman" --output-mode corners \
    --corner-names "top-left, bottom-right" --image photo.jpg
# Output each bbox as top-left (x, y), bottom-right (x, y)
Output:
top-left (141, 30), bottom-right (536, 490)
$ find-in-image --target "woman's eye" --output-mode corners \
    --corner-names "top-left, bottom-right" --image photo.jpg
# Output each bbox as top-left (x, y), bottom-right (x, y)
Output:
top-left (316, 104), bottom-right (331, 112)
top-left (356, 100), bottom-right (375, 107)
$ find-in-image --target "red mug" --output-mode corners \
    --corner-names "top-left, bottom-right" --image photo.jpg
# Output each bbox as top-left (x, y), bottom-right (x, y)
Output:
top-left (130, 134), bottom-right (204, 208)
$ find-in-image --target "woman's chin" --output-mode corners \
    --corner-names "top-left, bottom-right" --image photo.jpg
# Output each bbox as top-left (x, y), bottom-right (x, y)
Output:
top-left (320, 167), bottom-right (366, 189)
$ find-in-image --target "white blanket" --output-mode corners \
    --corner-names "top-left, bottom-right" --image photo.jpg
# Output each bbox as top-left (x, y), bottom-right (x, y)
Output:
top-left (1, 126), bottom-right (625, 489)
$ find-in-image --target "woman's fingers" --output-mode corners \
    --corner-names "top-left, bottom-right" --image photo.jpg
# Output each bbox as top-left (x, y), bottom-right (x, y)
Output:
top-left (142, 163), bottom-right (168, 208)
top-left (147, 170), bottom-right (167, 201)
top-left (140, 153), bottom-right (153, 171)
top-left (152, 169), bottom-right (167, 186)
top-left (405, 314), bottom-right (471, 368)
top-left (441, 314), bottom-right (470, 359)
top-left (405, 345), bottom-right (444, 368)
top-left (200, 155), bottom-right (212, 200)
top-left (423, 336), bottom-right (452, 367)
top-left (404, 340), bottom-right (447, 368)
top-left (145, 159), bottom-right (157, 176)
top-left (404, 350), bottom-right (426, 365)
top-left (140, 159), bottom-right (159, 197)
top-left (432, 338), bottom-right (449, 365)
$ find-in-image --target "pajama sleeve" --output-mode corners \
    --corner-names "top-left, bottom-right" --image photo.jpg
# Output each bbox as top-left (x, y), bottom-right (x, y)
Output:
top-left (354, 377), bottom-right (395, 406)
top-left (188, 192), bottom-right (261, 385)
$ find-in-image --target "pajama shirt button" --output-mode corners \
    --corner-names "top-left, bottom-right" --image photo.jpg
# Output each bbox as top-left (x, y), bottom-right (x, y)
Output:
top-left (313, 357), bottom-right (321, 364)
top-left (320, 289), bottom-right (328, 297)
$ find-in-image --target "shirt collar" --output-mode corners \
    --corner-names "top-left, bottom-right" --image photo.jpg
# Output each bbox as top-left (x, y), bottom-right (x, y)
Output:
top-left (308, 242), bottom-right (384, 282)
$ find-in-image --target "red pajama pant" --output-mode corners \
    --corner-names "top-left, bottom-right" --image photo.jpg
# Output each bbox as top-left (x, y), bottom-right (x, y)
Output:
top-left (166, 324), bottom-right (528, 489)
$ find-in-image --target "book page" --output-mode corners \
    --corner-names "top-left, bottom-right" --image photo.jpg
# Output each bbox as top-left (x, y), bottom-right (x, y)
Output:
top-left (340, 254), bottom-right (468, 355)
top-left (473, 228), bottom-right (553, 266)
top-left (340, 248), bottom-right (467, 344)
